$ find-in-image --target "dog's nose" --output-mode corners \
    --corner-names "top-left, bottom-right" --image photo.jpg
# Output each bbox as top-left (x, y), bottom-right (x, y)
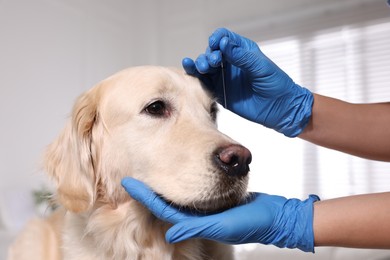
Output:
top-left (214, 144), bottom-right (252, 177)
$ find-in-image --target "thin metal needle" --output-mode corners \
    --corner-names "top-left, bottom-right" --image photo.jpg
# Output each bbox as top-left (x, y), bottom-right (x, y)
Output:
top-left (221, 61), bottom-right (227, 108)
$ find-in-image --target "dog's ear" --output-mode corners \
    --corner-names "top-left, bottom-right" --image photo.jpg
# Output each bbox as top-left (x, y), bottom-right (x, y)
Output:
top-left (45, 89), bottom-right (100, 213)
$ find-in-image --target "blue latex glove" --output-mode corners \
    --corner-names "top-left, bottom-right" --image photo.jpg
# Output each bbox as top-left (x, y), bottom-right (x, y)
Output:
top-left (121, 177), bottom-right (320, 253)
top-left (183, 28), bottom-right (313, 137)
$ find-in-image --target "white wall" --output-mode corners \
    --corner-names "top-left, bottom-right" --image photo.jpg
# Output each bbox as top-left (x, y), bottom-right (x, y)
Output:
top-left (0, 0), bottom-right (147, 190)
top-left (1, 0), bottom-right (384, 194)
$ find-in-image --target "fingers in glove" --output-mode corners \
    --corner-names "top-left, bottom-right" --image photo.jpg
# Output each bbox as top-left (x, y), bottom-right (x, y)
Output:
top-left (166, 219), bottom-right (216, 243)
top-left (121, 177), bottom-right (189, 224)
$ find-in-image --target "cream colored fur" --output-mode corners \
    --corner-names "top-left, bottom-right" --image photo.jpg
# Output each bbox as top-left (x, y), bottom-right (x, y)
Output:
top-left (8, 66), bottom-right (249, 260)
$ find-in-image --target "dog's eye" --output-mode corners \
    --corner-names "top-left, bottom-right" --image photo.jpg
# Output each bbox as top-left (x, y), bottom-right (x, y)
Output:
top-left (145, 100), bottom-right (169, 117)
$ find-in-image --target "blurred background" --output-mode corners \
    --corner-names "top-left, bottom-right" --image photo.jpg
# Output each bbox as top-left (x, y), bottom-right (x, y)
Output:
top-left (1, 0), bottom-right (390, 259)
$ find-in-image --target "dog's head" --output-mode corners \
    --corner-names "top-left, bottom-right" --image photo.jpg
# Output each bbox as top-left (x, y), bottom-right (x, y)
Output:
top-left (45, 66), bottom-right (251, 214)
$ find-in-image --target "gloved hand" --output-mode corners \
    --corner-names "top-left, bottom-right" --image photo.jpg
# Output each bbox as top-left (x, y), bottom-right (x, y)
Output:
top-left (183, 28), bottom-right (313, 137)
top-left (121, 177), bottom-right (320, 253)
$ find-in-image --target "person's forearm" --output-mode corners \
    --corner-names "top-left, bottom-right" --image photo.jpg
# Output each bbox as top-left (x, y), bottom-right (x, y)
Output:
top-left (299, 94), bottom-right (390, 161)
top-left (313, 192), bottom-right (390, 248)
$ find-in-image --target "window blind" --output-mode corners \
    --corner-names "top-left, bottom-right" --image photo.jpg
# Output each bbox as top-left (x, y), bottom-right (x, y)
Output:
top-left (256, 16), bottom-right (390, 199)
top-left (219, 2), bottom-right (390, 199)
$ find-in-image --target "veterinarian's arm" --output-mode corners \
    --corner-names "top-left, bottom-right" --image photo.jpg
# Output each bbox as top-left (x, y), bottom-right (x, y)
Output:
top-left (121, 177), bottom-right (319, 252)
top-left (299, 94), bottom-right (390, 161)
top-left (183, 28), bottom-right (390, 161)
top-left (313, 192), bottom-right (390, 248)
top-left (124, 178), bottom-right (390, 251)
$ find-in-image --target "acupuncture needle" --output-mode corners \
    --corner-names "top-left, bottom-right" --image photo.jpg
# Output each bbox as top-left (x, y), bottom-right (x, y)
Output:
top-left (221, 61), bottom-right (227, 108)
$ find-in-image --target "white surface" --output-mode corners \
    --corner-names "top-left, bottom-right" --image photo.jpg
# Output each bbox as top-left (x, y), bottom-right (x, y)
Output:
top-left (0, 231), bottom-right (16, 260)
top-left (235, 245), bottom-right (390, 260)
top-left (0, 189), bottom-right (36, 233)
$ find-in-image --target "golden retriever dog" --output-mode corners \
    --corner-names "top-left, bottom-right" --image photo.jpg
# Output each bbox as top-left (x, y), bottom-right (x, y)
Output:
top-left (8, 66), bottom-right (252, 260)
